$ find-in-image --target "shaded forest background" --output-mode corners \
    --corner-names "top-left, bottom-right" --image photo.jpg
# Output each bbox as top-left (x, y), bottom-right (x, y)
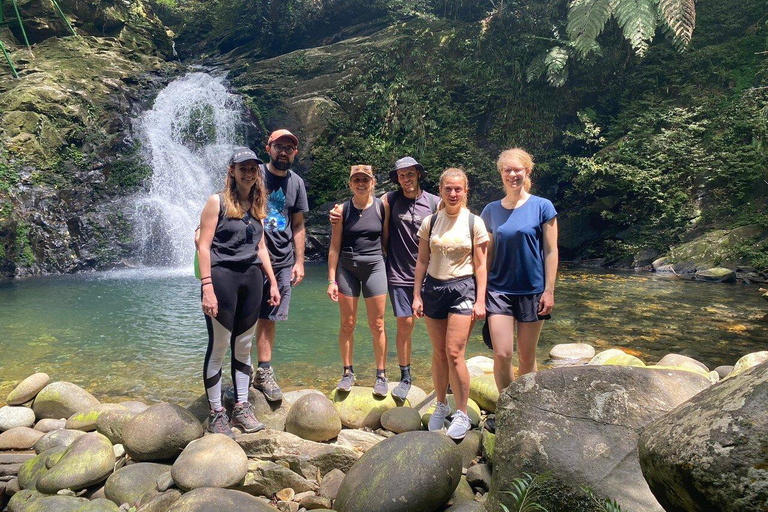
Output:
top-left (0, 0), bottom-right (766, 277)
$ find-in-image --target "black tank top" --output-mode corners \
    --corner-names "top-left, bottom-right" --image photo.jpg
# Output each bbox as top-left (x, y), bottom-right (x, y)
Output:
top-left (341, 197), bottom-right (385, 261)
top-left (210, 193), bottom-right (263, 267)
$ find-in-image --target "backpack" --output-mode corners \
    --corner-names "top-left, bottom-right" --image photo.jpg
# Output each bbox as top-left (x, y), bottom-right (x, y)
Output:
top-left (386, 190), bottom-right (439, 215)
top-left (427, 210), bottom-right (477, 258)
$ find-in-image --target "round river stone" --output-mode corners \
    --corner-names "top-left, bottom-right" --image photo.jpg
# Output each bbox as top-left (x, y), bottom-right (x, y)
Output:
top-left (123, 402), bottom-right (204, 461)
top-left (380, 407), bottom-right (422, 433)
top-left (166, 487), bottom-right (275, 511)
top-left (104, 462), bottom-right (171, 507)
top-left (36, 432), bottom-right (116, 493)
top-left (6, 373), bottom-right (50, 406)
top-left (171, 433), bottom-right (248, 491)
top-left (32, 382), bottom-right (100, 420)
top-left (0, 406), bottom-right (36, 431)
top-left (285, 393), bottom-right (341, 442)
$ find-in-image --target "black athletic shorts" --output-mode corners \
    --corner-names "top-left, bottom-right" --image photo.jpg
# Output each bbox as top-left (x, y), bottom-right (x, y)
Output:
top-left (486, 290), bottom-right (551, 322)
top-left (422, 275), bottom-right (475, 320)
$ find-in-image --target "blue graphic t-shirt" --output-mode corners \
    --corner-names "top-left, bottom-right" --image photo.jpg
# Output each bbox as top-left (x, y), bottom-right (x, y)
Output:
top-left (262, 165), bottom-right (309, 269)
top-left (480, 195), bottom-right (557, 294)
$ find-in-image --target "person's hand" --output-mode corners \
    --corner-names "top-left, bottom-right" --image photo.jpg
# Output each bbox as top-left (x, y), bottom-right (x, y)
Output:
top-left (538, 290), bottom-right (554, 315)
top-left (291, 263), bottom-right (305, 286)
top-left (268, 282), bottom-right (281, 307)
top-left (328, 204), bottom-right (343, 225)
top-left (327, 282), bottom-right (339, 302)
top-left (202, 285), bottom-right (218, 317)
top-left (194, 226), bottom-right (201, 250)
top-left (472, 301), bottom-right (486, 321)
top-left (412, 296), bottom-right (424, 318)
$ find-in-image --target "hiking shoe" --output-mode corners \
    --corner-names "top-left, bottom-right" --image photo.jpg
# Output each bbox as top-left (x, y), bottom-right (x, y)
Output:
top-left (391, 379), bottom-right (411, 401)
top-left (231, 402), bottom-right (265, 433)
top-left (373, 375), bottom-right (388, 397)
top-left (484, 414), bottom-right (496, 434)
top-left (207, 409), bottom-right (235, 439)
top-left (337, 371), bottom-right (355, 392)
top-left (253, 366), bottom-right (283, 402)
top-left (428, 401), bottom-right (452, 431)
top-left (447, 410), bottom-right (472, 440)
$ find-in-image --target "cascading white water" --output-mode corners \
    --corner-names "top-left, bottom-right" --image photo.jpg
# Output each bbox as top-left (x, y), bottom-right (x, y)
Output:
top-left (133, 72), bottom-right (249, 267)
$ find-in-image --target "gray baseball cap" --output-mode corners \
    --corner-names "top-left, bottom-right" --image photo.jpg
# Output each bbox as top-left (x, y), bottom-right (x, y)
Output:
top-left (229, 147), bottom-right (263, 165)
top-left (390, 156), bottom-right (425, 183)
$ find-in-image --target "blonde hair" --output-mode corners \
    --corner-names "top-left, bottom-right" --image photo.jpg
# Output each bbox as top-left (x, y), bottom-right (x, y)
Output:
top-left (223, 163), bottom-right (267, 220)
top-left (497, 148), bottom-right (534, 192)
top-left (437, 167), bottom-right (469, 210)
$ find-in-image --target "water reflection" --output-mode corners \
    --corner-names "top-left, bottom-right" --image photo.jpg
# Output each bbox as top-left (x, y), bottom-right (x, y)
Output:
top-left (0, 264), bottom-right (765, 404)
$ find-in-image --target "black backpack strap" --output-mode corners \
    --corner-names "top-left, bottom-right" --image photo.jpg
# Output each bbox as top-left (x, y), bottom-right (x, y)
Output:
top-left (428, 211), bottom-right (440, 241)
top-left (374, 196), bottom-right (385, 222)
top-left (342, 199), bottom-right (352, 226)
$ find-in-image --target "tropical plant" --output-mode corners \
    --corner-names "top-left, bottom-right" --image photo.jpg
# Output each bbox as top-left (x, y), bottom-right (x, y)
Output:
top-left (582, 486), bottom-right (625, 512)
top-left (499, 472), bottom-right (553, 512)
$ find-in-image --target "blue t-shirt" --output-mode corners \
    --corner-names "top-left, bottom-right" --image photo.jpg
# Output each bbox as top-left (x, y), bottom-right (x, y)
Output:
top-left (480, 195), bottom-right (557, 294)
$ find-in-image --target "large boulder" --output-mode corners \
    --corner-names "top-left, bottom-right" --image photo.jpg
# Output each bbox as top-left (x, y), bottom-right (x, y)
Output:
top-left (285, 394), bottom-right (341, 442)
top-left (486, 365), bottom-right (712, 512)
top-left (165, 487), bottom-right (274, 512)
top-left (17, 447), bottom-right (66, 489)
top-left (31, 382), bottom-right (100, 420)
top-left (334, 431), bottom-right (462, 512)
top-left (65, 404), bottom-right (126, 432)
top-left (122, 403), bottom-right (204, 461)
top-left (6, 373), bottom-right (50, 406)
top-left (380, 407), bottom-right (422, 433)
top-left (7, 489), bottom-right (88, 512)
top-left (36, 432), bottom-right (115, 493)
top-left (223, 386), bottom-right (296, 431)
top-left (171, 434), bottom-right (248, 491)
top-left (104, 462), bottom-right (171, 507)
top-left (330, 387), bottom-right (400, 429)
top-left (0, 407), bottom-right (36, 431)
top-left (95, 408), bottom-right (136, 445)
top-left (638, 361), bottom-right (768, 512)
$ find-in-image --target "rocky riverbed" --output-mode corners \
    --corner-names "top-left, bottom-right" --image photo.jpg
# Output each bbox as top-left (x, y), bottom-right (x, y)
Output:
top-left (0, 347), bottom-right (766, 512)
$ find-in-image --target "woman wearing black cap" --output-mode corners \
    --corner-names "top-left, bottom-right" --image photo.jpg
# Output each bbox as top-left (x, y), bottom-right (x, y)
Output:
top-left (197, 147), bottom-right (281, 438)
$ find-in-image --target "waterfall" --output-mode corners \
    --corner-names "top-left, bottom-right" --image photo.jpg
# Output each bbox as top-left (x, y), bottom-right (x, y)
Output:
top-left (133, 72), bottom-right (250, 267)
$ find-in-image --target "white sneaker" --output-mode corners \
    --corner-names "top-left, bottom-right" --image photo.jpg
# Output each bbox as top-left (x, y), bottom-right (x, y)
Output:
top-left (428, 401), bottom-right (452, 431)
top-left (446, 410), bottom-right (471, 440)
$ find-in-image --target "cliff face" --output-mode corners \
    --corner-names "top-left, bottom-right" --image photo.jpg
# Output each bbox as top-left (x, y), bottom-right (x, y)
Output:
top-left (0, 0), bottom-right (179, 278)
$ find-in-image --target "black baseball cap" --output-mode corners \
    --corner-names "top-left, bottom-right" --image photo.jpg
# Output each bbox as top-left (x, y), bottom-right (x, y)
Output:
top-left (229, 147), bottom-right (263, 165)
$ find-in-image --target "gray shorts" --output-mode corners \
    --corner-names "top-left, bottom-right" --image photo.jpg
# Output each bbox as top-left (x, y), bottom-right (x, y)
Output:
top-left (486, 290), bottom-right (550, 322)
top-left (259, 265), bottom-right (292, 321)
top-left (337, 257), bottom-right (387, 298)
top-left (389, 285), bottom-right (415, 318)
top-left (422, 275), bottom-right (475, 320)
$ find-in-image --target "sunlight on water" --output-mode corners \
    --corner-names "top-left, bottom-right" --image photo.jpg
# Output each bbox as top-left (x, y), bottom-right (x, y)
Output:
top-left (0, 265), bottom-right (766, 405)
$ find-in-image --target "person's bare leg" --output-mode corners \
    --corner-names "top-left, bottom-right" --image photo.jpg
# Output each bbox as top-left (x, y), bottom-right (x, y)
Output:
top-left (444, 313), bottom-right (472, 413)
top-left (395, 315), bottom-right (414, 366)
top-left (425, 317), bottom-right (449, 403)
top-left (516, 321), bottom-right (544, 376)
top-left (255, 319), bottom-right (276, 363)
top-left (364, 294), bottom-right (388, 371)
top-left (489, 314), bottom-right (516, 392)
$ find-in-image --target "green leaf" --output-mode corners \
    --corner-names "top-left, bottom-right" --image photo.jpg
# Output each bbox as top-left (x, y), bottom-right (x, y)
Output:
top-left (545, 46), bottom-right (569, 87)
top-left (656, 0), bottom-right (696, 50)
top-left (567, 0), bottom-right (613, 57)
top-left (611, 0), bottom-right (656, 56)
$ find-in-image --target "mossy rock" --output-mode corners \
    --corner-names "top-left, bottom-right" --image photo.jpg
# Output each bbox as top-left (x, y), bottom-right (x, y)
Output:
top-left (469, 374), bottom-right (499, 413)
top-left (588, 348), bottom-right (646, 367)
top-left (330, 387), bottom-right (401, 429)
top-left (36, 432), bottom-right (115, 494)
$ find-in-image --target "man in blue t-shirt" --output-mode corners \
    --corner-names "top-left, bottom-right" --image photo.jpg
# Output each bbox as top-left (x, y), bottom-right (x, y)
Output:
top-left (252, 129), bottom-right (309, 402)
top-left (330, 156), bottom-right (439, 400)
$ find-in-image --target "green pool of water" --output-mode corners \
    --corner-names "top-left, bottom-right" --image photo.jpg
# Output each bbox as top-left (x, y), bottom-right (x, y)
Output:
top-left (0, 264), bottom-right (765, 405)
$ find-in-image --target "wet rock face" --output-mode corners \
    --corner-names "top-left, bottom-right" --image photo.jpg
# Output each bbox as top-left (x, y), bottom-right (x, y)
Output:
top-left (639, 361), bottom-right (768, 512)
top-left (485, 365), bottom-right (712, 512)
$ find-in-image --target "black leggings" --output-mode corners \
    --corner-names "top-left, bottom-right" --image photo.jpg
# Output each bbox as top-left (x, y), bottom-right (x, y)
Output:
top-left (203, 263), bottom-right (263, 410)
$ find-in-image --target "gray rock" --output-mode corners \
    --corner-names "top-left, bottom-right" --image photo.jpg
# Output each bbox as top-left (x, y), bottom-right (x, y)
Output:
top-left (33, 419), bottom-right (66, 433)
top-left (95, 408), bottom-right (136, 445)
top-left (299, 494), bottom-right (332, 510)
top-left (441, 501), bottom-right (485, 511)
top-left (334, 431), bottom-right (462, 512)
top-left (36, 432), bottom-right (115, 494)
top-left (380, 407), bottom-right (422, 433)
top-left (117, 401), bottom-right (148, 414)
top-left (237, 430), bottom-right (359, 475)
top-left (122, 403), bottom-right (204, 462)
top-left (17, 447), bottom-right (65, 489)
top-left (318, 468), bottom-right (345, 500)
top-left (227, 387), bottom-right (296, 432)
top-left (236, 460), bottom-right (316, 497)
top-left (0, 427), bottom-right (45, 450)
top-left (0, 407), bottom-right (36, 431)
top-left (31, 382), bottom-right (100, 421)
top-left (7, 489), bottom-right (87, 512)
top-left (134, 488), bottom-right (181, 512)
top-left (65, 404), bottom-right (126, 432)
top-left (6, 374), bottom-right (50, 406)
top-left (657, 353), bottom-right (709, 373)
top-left (456, 430), bottom-right (481, 469)
top-left (33, 429), bottom-right (85, 454)
top-left (730, 351), bottom-right (768, 377)
top-left (284, 394), bottom-right (341, 442)
top-left (156, 470), bottom-right (174, 492)
top-left (77, 498), bottom-right (121, 511)
top-left (714, 365), bottom-right (734, 379)
top-left (695, 267), bottom-right (736, 282)
top-left (281, 389), bottom-right (325, 403)
top-left (465, 463), bottom-right (491, 491)
top-left (588, 348), bottom-right (646, 367)
top-left (184, 394), bottom-right (211, 424)
top-left (486, 365), bottom-right (711, 512)
top-left (333, 429), bottom-right (386, 453)
top-left (165, 487), bottom-right (274, 511)
top-left (6, 477), bottom-right (21, 495)
top-left (104, 462), bottom-right (171, 507)
top-left (440, 476), bottom-right (476, 510)
top-left (639, 360), bottom-right (768, 512)
top-left (171, 434), bottom-right (247, 491)
top-left (549, 343), bottom-right (596, 362)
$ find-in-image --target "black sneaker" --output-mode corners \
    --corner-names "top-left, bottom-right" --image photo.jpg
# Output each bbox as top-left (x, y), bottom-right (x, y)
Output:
top-left (231, 402), bottom-right (265, 433)
top-left (337, 371), bottom-right (355, 392)
top-left (253, 366), bottom-right (283, 401)
top-left (207, 409), bottom-right (235, 439)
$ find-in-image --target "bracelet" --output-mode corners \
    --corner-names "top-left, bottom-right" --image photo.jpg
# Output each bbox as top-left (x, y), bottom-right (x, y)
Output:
top-left (202, 282), bottom-right (213, 287)
top-left (328, 280), bottom-right (337, 285)
top-left (200, 275), bottom-right (211, 280)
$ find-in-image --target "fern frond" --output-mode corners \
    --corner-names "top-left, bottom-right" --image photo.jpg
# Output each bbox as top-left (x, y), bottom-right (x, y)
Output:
top-left (501, 473), bottom-right (552, 512)
top-left (526, 52), bottom-right (547, 83)
top-left (566, 0), bottom-right (613, 57)
top-left (656, 0), bottom-right (695, 51)
top-left (611, 0), bottom-right (656, 56)
top-left (545, 46), bottom-right (569, 87)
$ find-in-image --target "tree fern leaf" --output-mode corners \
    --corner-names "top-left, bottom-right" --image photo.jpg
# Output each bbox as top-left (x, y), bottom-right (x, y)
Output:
top-left (656, 0), bottom-right (695, 50)
top-left (567, 0), bottom-right (614, 57)
top-left (545, 46), bottom-right (569, 87)
top-left (526, 52), bottom-right (548, 83)
top-left (612, 0), bottom-right (656, 56)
